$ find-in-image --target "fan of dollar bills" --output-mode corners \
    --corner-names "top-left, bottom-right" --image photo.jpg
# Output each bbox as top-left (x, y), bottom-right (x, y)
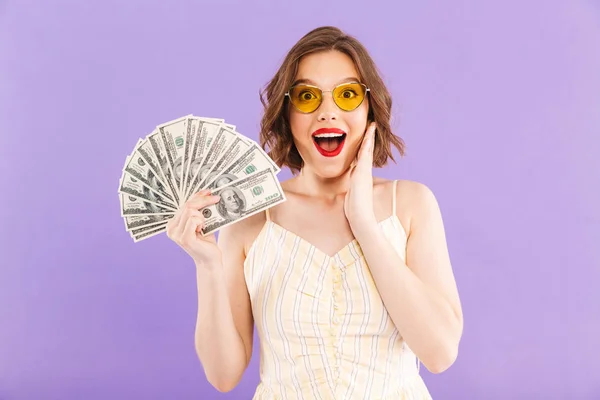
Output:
top-left (118, 115), bottom-right (286, 243)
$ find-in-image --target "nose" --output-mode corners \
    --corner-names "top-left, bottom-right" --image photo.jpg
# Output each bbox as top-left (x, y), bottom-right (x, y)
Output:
top-left (317, 93), bottom-right (338, 122)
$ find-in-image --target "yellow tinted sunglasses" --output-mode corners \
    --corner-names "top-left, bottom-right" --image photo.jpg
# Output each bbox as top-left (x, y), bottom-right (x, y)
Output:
top-left (285, 82), bottom-right (370, 113)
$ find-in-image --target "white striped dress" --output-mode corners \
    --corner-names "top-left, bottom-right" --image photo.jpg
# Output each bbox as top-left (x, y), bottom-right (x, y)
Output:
top-left (243, 181), bottom-right (432, 399)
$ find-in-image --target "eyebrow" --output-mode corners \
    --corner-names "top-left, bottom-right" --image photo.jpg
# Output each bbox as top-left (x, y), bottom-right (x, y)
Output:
top-left (291, 77), bottom-right (361, 87)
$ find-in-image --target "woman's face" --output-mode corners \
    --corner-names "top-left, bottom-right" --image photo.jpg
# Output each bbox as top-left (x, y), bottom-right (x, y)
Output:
top-left (288, 50), bottom-right (369, 179)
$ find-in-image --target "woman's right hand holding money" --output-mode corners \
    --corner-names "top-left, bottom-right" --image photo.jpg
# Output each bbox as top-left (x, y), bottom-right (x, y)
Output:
top-left (166, 190), bottom-right (222, 269)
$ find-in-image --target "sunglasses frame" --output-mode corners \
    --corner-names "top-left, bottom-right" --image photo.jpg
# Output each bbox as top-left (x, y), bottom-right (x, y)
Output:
top-left (284, 82), bottom-right (370, 114)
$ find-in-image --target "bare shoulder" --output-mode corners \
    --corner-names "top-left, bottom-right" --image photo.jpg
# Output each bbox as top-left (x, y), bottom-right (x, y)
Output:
top-left (372, 177), bottom-right (430, 195)
top-left (392, 179), bottom-right (442, 236)
top-left (219, 177), bottom-right (296, 257)
top-left (394, 178), bottom-right (463, 362)
top-left (218, 210), bottom-right (268, 257)
top-left (394, 178), bottom-right (462, 318)
top-left (395, 179), bottom-right (437, 205)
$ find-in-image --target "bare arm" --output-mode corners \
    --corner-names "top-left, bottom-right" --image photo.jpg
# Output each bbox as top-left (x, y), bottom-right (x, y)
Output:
top-left (192, 226), bottom-right (254, 392)
top-left (167, 191), bottom-right (255, 392)
top-left (354, 181), bottom-right (463, 373)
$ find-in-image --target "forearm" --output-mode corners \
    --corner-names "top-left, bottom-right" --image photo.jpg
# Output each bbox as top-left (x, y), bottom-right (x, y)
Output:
top-left (194, 264), bottom-right (247, 389)
top-left (355, 224), bottom-right (462, 372)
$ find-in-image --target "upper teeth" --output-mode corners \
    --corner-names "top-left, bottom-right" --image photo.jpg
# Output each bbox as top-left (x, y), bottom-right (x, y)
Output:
top-left (314, 133), bottom-right (344, 138)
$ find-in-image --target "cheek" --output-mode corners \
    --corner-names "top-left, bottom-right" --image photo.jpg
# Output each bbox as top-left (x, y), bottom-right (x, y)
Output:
top-left (347, 106), bottom-right (370, 134)
top-left (288, 112), bottom-right (313, 144)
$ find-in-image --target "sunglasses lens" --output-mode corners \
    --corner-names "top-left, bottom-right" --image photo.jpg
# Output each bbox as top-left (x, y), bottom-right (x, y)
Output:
top-left (289, 85), bottom-right (322, 113)
top-left (333, 83), bottom-right (367, 111)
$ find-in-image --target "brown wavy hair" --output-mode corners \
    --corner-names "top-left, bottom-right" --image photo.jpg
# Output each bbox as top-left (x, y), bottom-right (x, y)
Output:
top-left (259, 26), bottom-right (406, 174)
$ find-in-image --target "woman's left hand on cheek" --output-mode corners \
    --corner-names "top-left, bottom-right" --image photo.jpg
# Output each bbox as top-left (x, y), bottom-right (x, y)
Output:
top-left (344, 122), bottom-right (378, 233)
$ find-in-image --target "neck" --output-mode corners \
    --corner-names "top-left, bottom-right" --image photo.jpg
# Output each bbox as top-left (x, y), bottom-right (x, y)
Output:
top-left (294, 165), bottom-right (353, 200)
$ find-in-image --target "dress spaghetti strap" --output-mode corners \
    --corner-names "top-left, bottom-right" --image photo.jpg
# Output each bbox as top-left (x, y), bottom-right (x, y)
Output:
top-left (265, 207), bottom-right (271, 221)
top-left (392, 180), bottom-right (398, 216)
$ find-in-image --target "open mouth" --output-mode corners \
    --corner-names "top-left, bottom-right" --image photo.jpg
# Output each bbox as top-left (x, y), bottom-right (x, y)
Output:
top-left (312, 129), bottom-right (347, 157)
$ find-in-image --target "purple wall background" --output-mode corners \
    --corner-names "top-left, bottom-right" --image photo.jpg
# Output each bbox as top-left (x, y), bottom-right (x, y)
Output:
top-left (1, 0), bottom-right (599, 399)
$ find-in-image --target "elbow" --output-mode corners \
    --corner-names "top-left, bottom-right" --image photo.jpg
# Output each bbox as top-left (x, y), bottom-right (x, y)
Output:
top-left (195, 343), bottom-right (249, 393)
top-left (427, 314), bottom-right (463, 374)
top-left (200, 356), bottom-right (245, 393)
top-left (213, 382), bottom-right (237, 393)
top-left (424, 344), bottom-right (458, 374)
top-left (207, 374), bottom-right (242, 393)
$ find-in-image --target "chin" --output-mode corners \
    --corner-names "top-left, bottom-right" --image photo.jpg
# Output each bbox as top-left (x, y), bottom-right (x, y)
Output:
top-left (310, 159), bottom-right (352, 180)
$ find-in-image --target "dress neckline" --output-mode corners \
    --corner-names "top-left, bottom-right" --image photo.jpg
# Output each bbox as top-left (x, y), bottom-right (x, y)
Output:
top-left (244, 214), bottom-right (407, 270)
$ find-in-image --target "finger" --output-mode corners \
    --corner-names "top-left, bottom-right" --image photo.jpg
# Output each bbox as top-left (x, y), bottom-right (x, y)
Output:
top-left (185, 194), bottom-right (221, 210)
top-left (177, 207), bottom-right (203, 235)
top-left (188, 188), bottom-right (215, 201)
top-left (185, 190), bottom-right (210, 205)
top-left (189, 189), bottom-right (211, 198)
top-left (166, 211), bottom-right (182, 238)
top-left (349, 156), bottom-right (358, 170)
top-left (166, 203), bottom-right (189, 238)
top-left (176, 209), bottom-right (204, 244)
top-left (359, 122), bottom-right (376, 155)
top-left (366, 122), bottom-right (377, 152)
top-left (357, 122), bottom-right (377, 166)
top-left (167, 191), bottom-right (220, 241)
top-left (181, 215), bottom-right (205, 248)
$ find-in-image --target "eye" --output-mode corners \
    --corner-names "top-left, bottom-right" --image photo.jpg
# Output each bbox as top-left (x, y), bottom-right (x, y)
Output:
top-left (299, 91), bottom-right (316, 101)
top-left (339, 89), bottom-right (357, 99)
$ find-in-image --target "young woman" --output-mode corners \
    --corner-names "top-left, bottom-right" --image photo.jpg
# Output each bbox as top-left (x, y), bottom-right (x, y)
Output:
top-left (166, 26), bottom-right (463, 400)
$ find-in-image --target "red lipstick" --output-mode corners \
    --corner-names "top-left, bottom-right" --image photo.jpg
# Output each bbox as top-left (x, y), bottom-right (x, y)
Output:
top-left (311, 128), bottom-right (347, 157)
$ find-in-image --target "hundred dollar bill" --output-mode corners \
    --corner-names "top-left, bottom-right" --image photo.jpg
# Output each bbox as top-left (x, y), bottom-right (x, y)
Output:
top-left (183, 120), bottom-right (226, 200)
top-left (187, 125), bottom-right (240, 198)
top-left (204, 143), bottom-right (280, 190)
top-left (128, 220), bottom-right (167, 236)
top-left (120, 194), bottom-right (176, 216)
top-left (182, 117), bottom-right (229, 200)
top-left (121, 154), bottom-right (173, 205)
top-left (123, 142), bottom-right (175, 204)
top-left (182, 117), bottom-right (211, 203)
top-left (146, 128), bottom-right (180, 206)
top-left (118, 169), bottom-right (177, 210)
top-left (200, 168), bottom-right (286, 236)
top-left (124, 213), bottom-right (174, 231)
top-left (136, 134), bottom-right (176, 198)
top-left (131, 223), bottom-right (167, 243)
top-left (199, 135), bottom-right (252, 190)
top-left (158, 115), bottom-right (192, 201)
